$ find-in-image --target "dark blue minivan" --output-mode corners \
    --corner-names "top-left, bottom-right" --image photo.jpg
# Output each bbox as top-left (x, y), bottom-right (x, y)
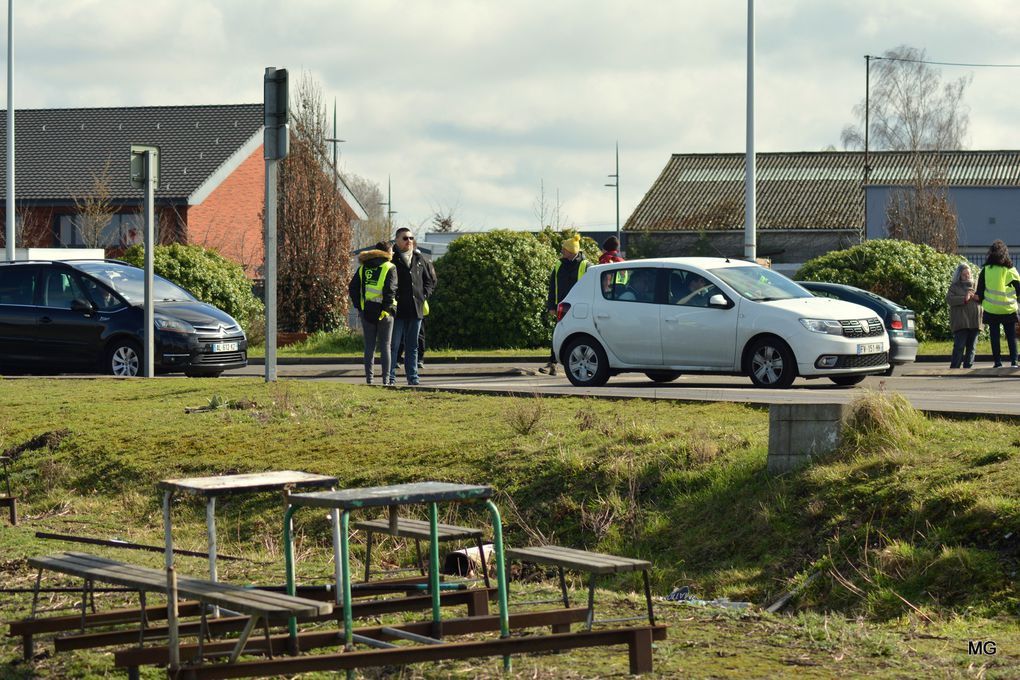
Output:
top-left (0, 259), bottom-right (247, 377)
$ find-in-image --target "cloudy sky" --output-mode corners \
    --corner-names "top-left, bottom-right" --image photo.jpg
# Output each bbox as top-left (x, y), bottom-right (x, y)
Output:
top-left (8, 0), bottom-right (1020, 233)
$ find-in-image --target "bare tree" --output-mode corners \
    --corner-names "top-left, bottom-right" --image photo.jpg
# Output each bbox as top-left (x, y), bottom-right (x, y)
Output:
top-left (885, 171), bottom-right (958, 254)
top-left (71, 158), bottom-right (116, 248)
top-left (342, 172), bottom-right (389, 247)
top-left (841, 45), bottom-right (971, 152)
top-left (431, 199), bottom-right (460, 233)
top-left (276, 71), bottom-right (354, 333)
top-left (532, 179), bottom-right (569, 229)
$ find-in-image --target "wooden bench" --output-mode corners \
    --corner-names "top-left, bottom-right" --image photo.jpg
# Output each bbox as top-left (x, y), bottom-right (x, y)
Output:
top-left (506, 545), bottom-right (654, 630)
top-left (22, 552), bottom-right (332, 666)
top-left (354, 516), bottom-right (491, 588)
top-left (0, 455), bottom-right (16, 525)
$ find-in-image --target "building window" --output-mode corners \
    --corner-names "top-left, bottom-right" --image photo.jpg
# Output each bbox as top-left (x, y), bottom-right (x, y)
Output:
top-left (57, 214), bottom-right (144, 248)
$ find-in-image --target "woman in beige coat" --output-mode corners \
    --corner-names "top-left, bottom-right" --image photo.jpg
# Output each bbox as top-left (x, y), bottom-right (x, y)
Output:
top-left (947, 262), bottom-right (983, 368)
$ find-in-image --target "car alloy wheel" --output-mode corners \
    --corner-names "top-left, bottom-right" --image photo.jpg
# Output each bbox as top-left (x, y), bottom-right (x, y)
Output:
top-left (748, 337), bottom-right (796, 389)
top-left (109, 341), bottom-right (141, 377)
top-left (563, 337), bottom-right (610, 387)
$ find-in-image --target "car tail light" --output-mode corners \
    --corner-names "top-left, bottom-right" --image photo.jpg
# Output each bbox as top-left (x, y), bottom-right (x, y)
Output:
top-left (556, 302), bottom-right (571, 322)
top-left (889, 317), bottom-right (903, 330)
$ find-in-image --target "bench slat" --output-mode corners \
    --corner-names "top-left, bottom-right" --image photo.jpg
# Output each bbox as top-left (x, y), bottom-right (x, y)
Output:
top-left (353, 518), bottom-right (483, 541)
top-left (27, 552), bottom-right (331, 618)
top-left (507, 546), bottom-right (650, 574)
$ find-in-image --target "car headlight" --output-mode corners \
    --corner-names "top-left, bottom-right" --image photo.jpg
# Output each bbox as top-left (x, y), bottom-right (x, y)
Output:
top-left (799, 318), bottom-right (843, 335)
top-left (154, 316), bottom-right (195, 334)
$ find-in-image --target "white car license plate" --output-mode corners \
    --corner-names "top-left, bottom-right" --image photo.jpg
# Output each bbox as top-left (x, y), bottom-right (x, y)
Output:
top-left (857, 342), bottom-right (882, 355)
top-left (211, 342), bottom-right (238, 353)
top-left (907, 318), bottom-right (915, 329)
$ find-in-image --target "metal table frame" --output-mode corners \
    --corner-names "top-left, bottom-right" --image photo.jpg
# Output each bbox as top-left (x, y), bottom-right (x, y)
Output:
top-left (284, 481), bottom-right (511, 672)
top-left (159, 470), bottom-right (339, 670)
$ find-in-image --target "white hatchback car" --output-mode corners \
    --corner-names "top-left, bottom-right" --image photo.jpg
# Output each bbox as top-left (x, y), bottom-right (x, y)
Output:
top-left (551, 257), bottom-right (890, 389)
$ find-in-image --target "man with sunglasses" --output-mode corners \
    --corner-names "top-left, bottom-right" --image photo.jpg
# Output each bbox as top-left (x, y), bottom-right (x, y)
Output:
top-left (387, 227), bottom-right (436, 385)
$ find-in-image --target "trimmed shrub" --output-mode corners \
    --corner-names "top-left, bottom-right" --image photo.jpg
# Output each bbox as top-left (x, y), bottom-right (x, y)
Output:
top-left (796, 239), bottom-right (964, 341)
top-left (429, 230), bottom-right (557, 348)
top-left (123, 244), bottom-right (264, 338)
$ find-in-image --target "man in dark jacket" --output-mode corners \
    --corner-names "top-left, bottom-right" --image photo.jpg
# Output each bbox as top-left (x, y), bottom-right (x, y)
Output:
top-left (388, 227), bottom-right (436, 385)
top-left (348, 242), bottom-right (398, 384)
top-left (541, 234), bottom-right (588, 376)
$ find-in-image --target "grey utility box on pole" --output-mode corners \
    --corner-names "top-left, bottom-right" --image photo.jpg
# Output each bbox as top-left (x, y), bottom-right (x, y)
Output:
top-left (130, 144), bottom-right (160, 377)
top-left (263, 67), bottom-right (289, 383)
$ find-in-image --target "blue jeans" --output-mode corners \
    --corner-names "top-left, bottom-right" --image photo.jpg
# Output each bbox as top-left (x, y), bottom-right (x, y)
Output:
top-left (390, 317), bottom-right (423, 384)
top-left (950, 328), bottom-right (979, 368)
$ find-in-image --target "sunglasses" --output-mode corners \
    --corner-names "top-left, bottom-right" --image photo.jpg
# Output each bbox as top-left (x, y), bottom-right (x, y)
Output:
top-left (401, 236), bottom-right (415, 241)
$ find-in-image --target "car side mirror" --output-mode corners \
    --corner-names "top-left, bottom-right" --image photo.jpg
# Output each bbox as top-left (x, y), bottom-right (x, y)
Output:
top-left (71, 298), bottom-right (95, 313)
top-left (708, 294), bottom-right (730, 308)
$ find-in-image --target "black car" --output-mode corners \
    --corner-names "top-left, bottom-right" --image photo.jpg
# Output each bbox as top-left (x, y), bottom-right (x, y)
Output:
top-left (0, 259), bottom-right (247, 377)
top-left (798, 281), bottom-right (917, 374)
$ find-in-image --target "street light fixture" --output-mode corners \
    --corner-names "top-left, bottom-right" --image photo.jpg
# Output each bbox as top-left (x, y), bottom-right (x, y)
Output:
top-left (604, 141), bottom-right (620, 249)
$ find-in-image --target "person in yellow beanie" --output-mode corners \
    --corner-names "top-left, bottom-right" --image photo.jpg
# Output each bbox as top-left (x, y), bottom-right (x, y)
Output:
top-left (540, 234), bottom-right (589, 375)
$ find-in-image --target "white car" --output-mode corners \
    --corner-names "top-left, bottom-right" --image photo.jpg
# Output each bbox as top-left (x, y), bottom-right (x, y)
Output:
top-left (551, 257), bottom-right (890, 389)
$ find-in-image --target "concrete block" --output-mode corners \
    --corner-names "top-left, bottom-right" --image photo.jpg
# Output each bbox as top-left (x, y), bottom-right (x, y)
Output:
top-left (767, 403), bottom-right (847, 474)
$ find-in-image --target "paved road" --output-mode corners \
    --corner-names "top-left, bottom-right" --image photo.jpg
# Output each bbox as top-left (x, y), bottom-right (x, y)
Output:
top-left (226, 360), bottom-right (1020, 417)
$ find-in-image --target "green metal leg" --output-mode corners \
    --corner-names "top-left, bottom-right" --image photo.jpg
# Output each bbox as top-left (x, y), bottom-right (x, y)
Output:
top-left (429, 503), bottom-right (441, 638)
top-left (485, 499), bottom-right (511, 672)
top-left (341, 510), bottom-right (353, 649)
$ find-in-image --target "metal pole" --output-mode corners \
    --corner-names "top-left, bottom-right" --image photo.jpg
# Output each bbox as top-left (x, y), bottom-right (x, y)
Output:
top-left (264, 158), bottom-right (277, 382)
top-left (5, 0), bottom-right (13, 261)
top-left (206, 497), bottom-right (219, 617)
top-left (143, 150), bottom-right (154, 377)
top-left (744, 0), bottom-right (756, 262)
top-left (615, 142), bottom-right (620, 248)
top-left (863, 54), bottom-right (871, 242)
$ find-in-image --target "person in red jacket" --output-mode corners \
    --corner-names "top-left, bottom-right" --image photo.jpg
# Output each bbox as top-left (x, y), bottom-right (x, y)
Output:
top-left (598, 236), bottom-right (625, 264)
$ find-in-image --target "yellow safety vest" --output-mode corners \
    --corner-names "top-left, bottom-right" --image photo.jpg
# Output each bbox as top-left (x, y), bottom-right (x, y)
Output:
top-left (981, 265), bottom-right (1020, 315)
top-left (554, 258), bottom-right (588, 302)
top-left (360, 261), bottom-right (395, 310)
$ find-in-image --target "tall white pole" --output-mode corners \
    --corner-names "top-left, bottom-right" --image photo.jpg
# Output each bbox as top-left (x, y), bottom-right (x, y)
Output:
top-left (5, 0), bottom-right (14, 260)
top-left (744, 0), bottom-right (756, 262)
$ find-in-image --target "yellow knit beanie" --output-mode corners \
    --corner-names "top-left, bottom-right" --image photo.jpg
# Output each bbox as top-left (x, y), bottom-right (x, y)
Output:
top-left (561, 234), bottom-right (581, 254)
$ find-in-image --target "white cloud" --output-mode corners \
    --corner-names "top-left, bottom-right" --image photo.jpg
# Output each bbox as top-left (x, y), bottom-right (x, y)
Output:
top-left (5, 0), bottom-right (1020, 230)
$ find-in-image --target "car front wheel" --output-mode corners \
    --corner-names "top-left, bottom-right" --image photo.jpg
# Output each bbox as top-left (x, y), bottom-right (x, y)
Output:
top-left (747, 337), bottom-right (797, 389)
top-left (107, 339), bottom-right (141, 377)
top-left (563, 337), bottom-right (611, 387)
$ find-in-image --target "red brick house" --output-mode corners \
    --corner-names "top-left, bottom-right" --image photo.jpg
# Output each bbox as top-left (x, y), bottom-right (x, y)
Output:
top-left (0, 104), bottom-right (366, 275)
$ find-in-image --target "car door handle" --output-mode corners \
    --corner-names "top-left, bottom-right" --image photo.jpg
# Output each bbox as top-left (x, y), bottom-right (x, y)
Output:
top-left (664, 317), bottom-right (679, 323)
top-left (38, 316), bottom-right (53, 324)
top-left (596, 313), bottom-right (610, 319)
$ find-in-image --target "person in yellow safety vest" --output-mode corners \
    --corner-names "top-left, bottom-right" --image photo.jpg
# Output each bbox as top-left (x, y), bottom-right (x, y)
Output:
top-left (348, 241), bottom-right (398, 384)
top-left (976, 239), bottom-right (1020, 368)
top-left (540, 234), bottom-right (589, 376)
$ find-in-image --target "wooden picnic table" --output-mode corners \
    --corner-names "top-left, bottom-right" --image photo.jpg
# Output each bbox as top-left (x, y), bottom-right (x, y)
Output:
top-left (283, 481), bottom-right (511, 672)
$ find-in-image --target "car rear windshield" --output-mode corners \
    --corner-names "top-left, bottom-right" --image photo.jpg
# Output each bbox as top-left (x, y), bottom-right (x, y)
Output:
top-left (74, 263), bottom-right (196, 304)
top-left (712, 265), bottom-right (812, 302)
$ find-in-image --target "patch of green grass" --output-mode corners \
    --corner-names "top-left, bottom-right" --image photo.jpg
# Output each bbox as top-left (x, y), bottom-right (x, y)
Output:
top-left (1, 381), bottom-right (1020, 677)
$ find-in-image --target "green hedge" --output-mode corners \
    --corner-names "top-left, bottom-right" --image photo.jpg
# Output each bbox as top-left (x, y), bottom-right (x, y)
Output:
top-left (796, 239), bottom-right (964, 341)
top-left (123, 244), bottom-right (264, 340)
top-left (429, 230), bottom-right (557, 348)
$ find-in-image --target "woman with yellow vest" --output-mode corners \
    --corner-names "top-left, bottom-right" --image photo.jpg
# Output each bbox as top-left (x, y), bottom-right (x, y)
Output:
top-left (348, 241), bottom-right (398, 384)
top-left (976, 239), bottom-right (1020, 368)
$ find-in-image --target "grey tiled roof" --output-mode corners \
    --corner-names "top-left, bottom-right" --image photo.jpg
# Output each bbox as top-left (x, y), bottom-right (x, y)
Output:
top-left (626, 150), bottom-right (1020, 232)
top-left (0, 104), bottom-right (262, 201)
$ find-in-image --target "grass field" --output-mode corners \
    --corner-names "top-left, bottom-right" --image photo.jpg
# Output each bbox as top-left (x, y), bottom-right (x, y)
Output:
top-left (0, 379), bottom-right (1018, 678)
